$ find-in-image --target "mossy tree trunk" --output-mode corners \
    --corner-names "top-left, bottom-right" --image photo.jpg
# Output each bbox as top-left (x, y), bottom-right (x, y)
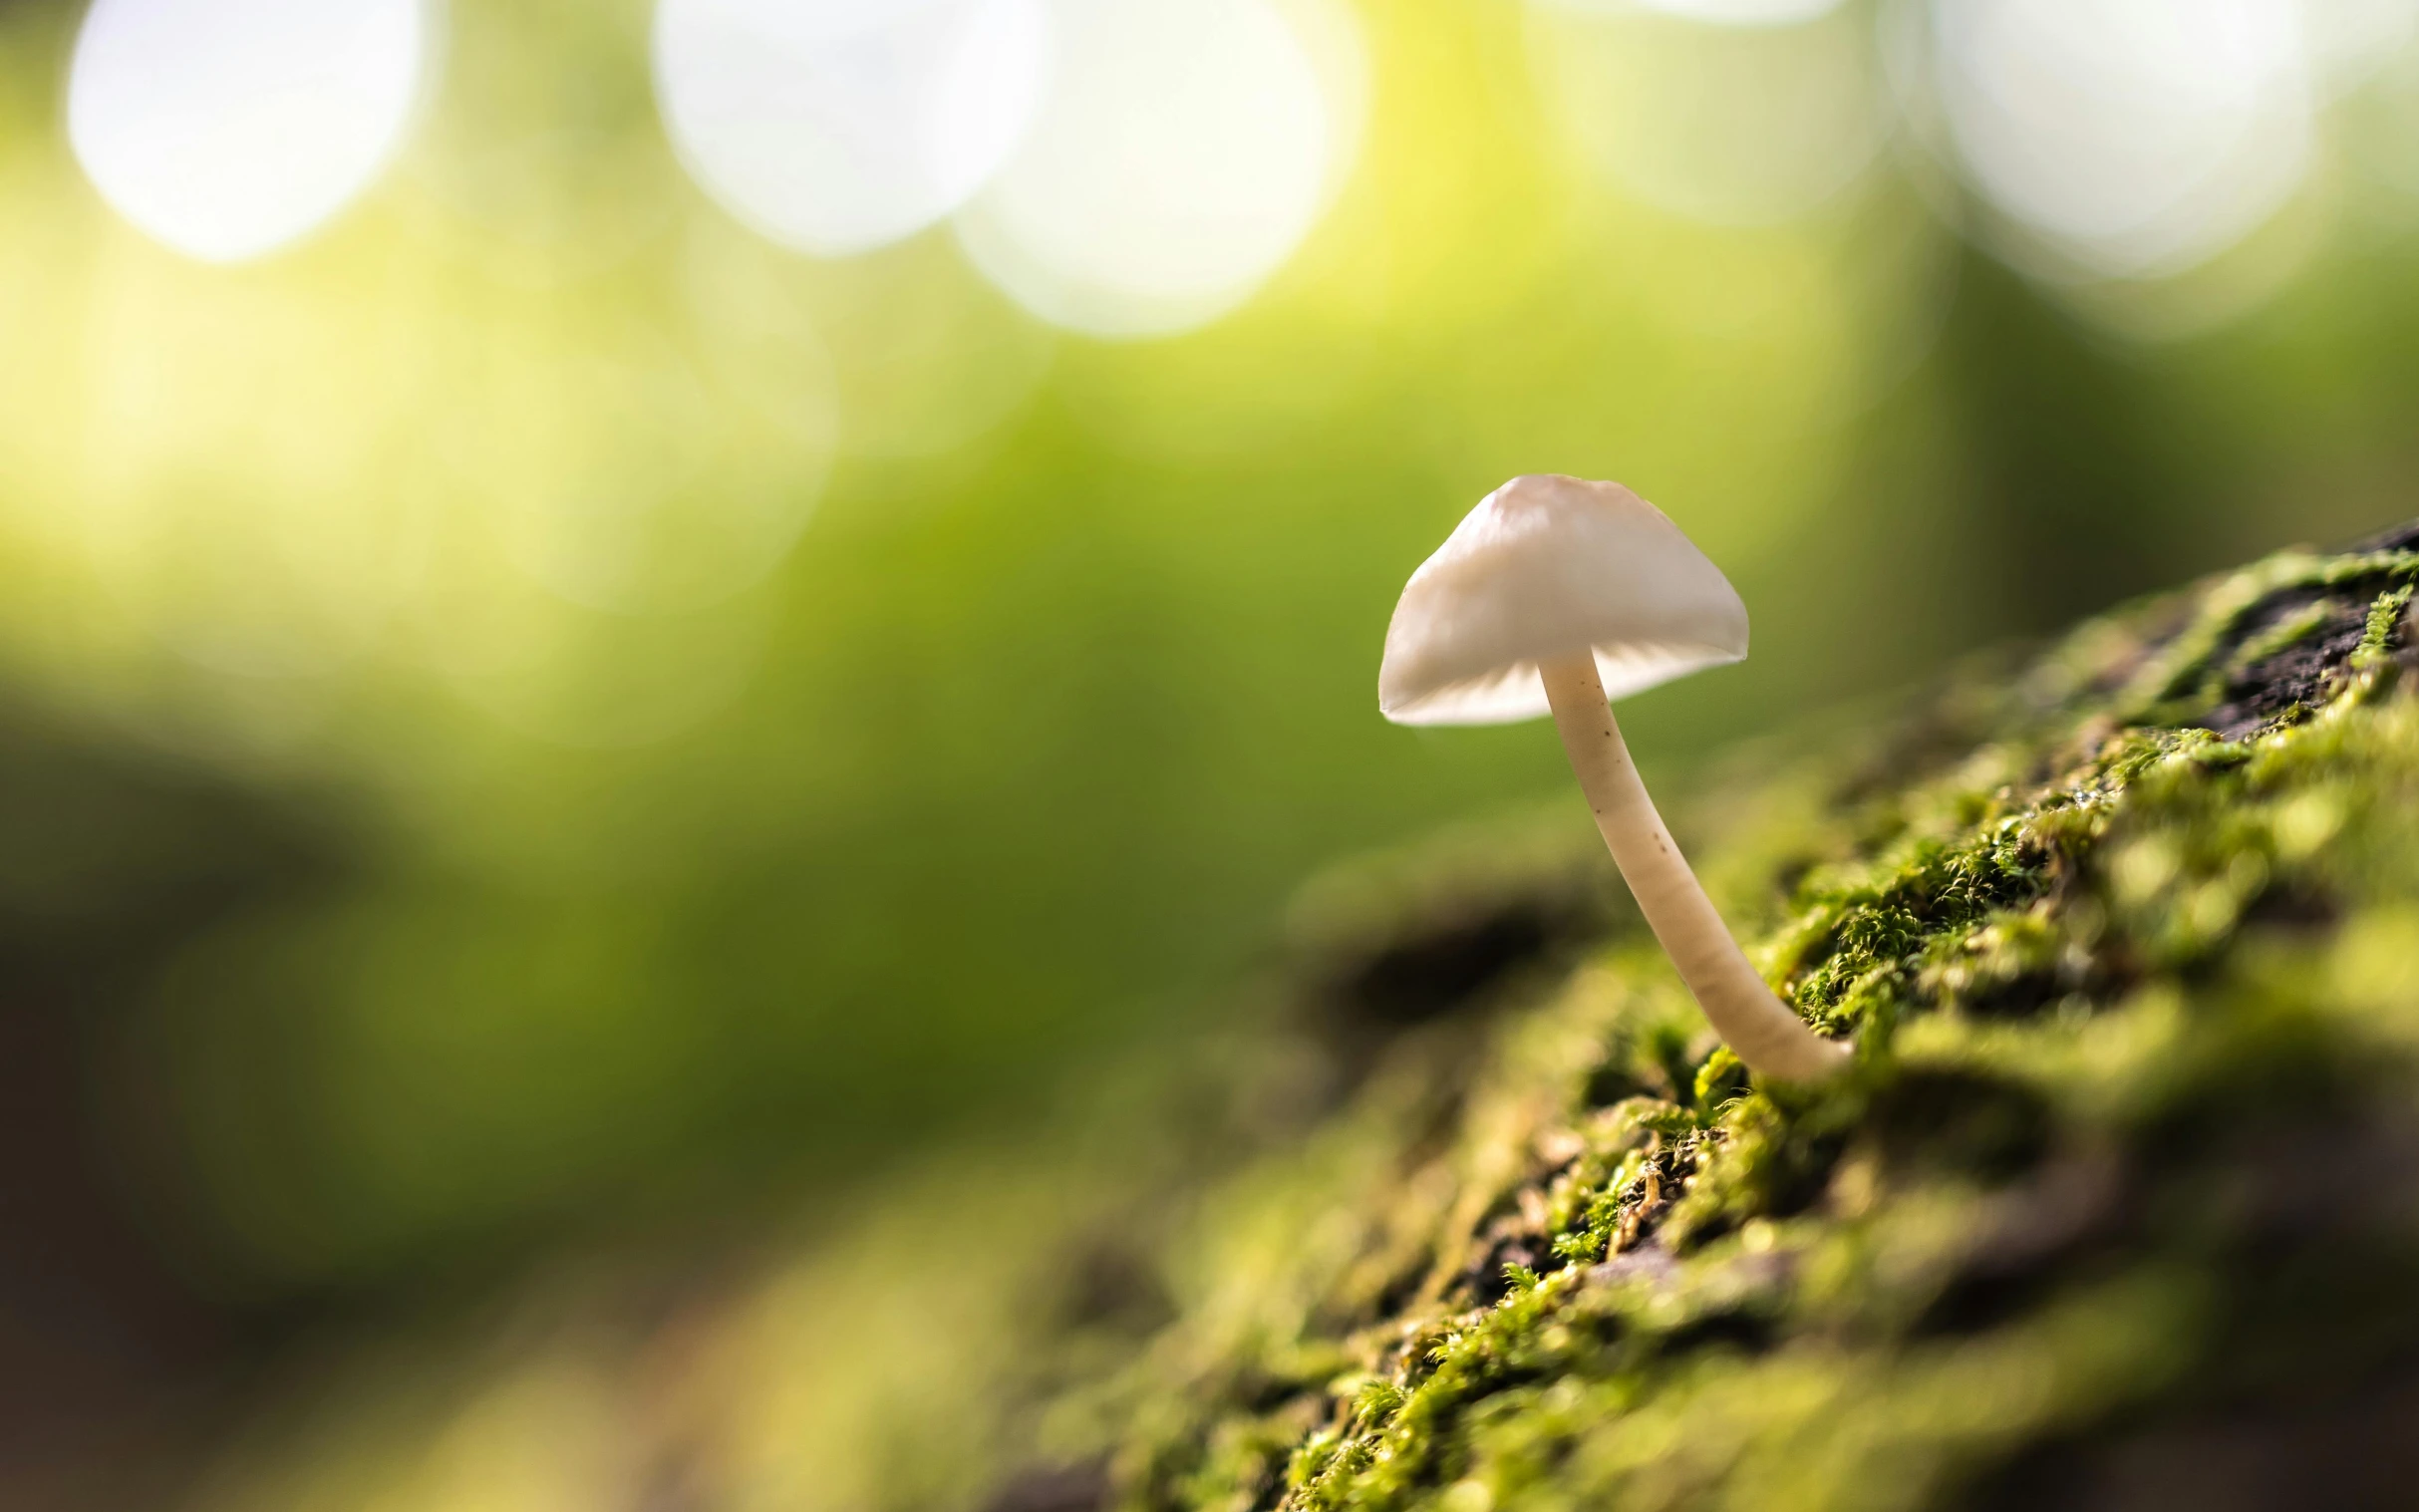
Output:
top-left (1064, 525), bottom-right (2419, 1512)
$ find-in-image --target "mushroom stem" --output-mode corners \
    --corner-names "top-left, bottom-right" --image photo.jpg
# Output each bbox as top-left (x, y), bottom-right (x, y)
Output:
top-left (1539, 654), bottom-right (1846, 1082)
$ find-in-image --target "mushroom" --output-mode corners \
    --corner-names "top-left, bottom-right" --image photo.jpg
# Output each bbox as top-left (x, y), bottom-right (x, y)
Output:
top-left (1377, 474), bottom-right (1846, 1081)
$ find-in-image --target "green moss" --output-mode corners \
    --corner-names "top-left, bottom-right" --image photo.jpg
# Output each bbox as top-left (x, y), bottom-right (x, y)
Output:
top-left (183, 530), bottom-right (2419, 1512)
top-left (1090, 533), bottom-right (2419, 1511)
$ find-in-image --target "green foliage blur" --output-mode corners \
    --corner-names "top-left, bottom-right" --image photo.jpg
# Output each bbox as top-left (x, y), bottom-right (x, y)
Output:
top-left (2, 0), bottom-right (2418, 1322)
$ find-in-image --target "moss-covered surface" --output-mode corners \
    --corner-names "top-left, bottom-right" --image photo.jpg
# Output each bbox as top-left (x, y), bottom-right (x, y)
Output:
top-left (183, 527), bottom-right (2419, 1512)
top-left (1058, 524), bottom-right (2419, 1512)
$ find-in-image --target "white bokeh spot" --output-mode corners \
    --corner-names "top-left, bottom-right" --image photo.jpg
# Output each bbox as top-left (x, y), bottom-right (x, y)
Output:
top-left (954, 0), bottom-right (1356, 339)
top-left (654, 0), bottom-right (1050, 258)
top-left (1925, 0), bottom-right (2317, 278)
top-left (68, 0), bottom-right (429, 262)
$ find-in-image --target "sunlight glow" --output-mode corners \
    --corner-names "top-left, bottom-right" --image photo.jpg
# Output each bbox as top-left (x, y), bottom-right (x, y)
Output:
top-left (73, 244), bottom-right (443, 677)
top-left (1923, 0), bottom-right (2316, 278)
top-left (68, 0), bottom-right (429, 262)
top-left (654, 0), bottom-right (1049, 258)
top-left (953, 0), bottom-right (1353, 338)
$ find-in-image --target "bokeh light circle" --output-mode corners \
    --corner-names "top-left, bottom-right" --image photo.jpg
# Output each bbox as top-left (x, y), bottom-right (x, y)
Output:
top-left (67, 0), bottom-right (430, 262)
top-left (1922, 0), bottom-right (2316, 279)
top-left (654, 0), bottom-right (1049, 258)
top-left (953, 0), bottom-right (1352, 339)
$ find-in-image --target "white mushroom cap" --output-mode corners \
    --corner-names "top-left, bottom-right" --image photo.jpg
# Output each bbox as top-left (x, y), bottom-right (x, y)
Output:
top-left (1378, 475), bottom-right (1749, 726)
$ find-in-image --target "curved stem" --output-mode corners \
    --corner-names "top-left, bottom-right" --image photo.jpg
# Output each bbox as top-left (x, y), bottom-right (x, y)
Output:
top-left (1539, 654), bottom-right (1846, 1082)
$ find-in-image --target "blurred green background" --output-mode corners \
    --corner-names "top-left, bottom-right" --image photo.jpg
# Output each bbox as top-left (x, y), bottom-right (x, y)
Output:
top-left (5, 0), bottom-right (2419, 1496)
